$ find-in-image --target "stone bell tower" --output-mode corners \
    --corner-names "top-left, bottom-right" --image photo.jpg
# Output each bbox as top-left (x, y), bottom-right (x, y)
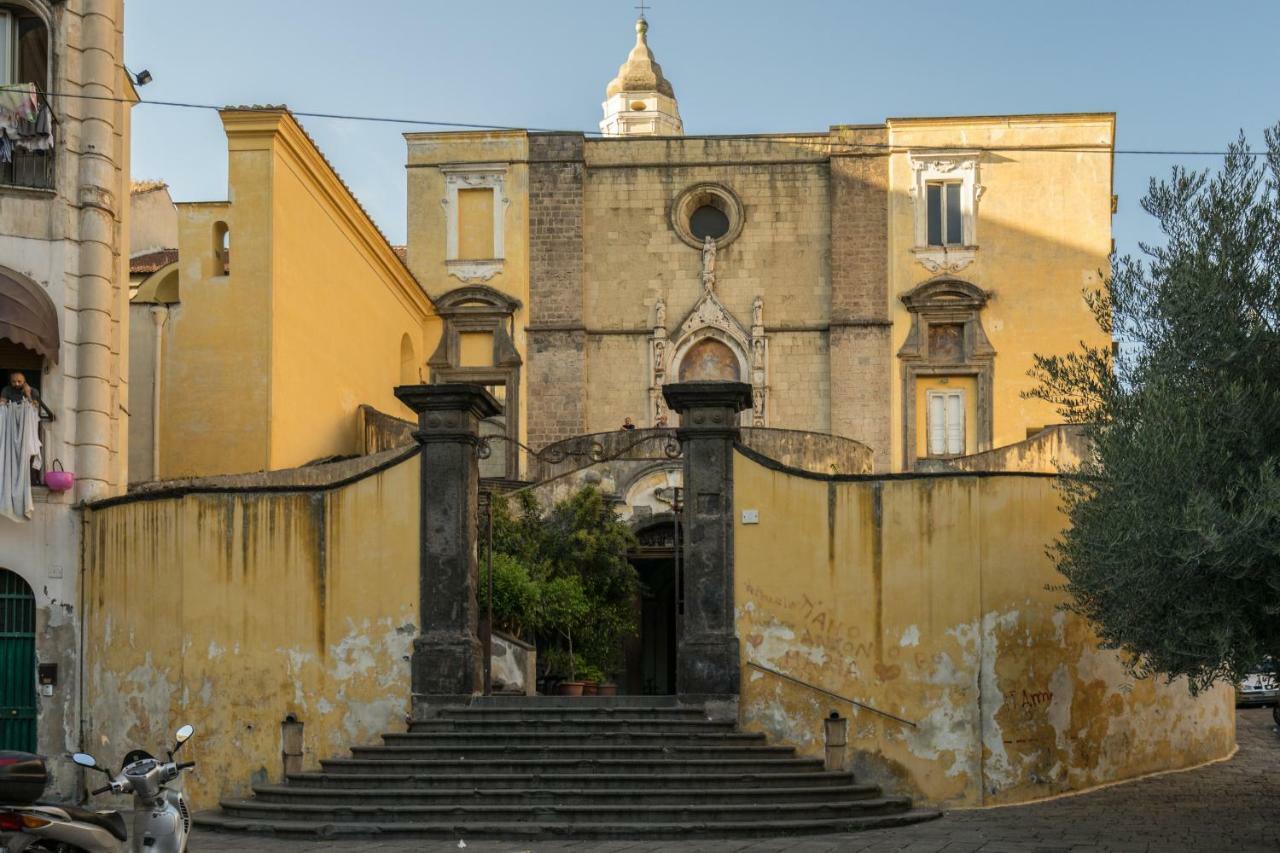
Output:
top-left (600, 16), bottom-right (684, 137)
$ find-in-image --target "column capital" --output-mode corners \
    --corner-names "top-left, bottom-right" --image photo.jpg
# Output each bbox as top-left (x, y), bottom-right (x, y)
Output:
top-left (395, 383), bottom-right (502, 419)
top-left (662, 381), bottom-right (752, 437)
top-left (395, 383), bottom-right (502, 443)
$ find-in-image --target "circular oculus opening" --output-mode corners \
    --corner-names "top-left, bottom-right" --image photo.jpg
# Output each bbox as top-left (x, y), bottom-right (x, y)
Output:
top-left (630, 100), bottom-right (648, 111)
top-left (689, 205), bottom-right (730, 241)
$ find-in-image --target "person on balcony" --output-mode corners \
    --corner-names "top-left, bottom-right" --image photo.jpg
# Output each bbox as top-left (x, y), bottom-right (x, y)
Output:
top-left (1, 370), bottom-right (39, 404)
top-left (1, 370), bottom-right (42, 522)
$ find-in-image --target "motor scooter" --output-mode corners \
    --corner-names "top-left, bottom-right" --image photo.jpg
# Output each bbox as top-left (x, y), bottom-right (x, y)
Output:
top-left (0, 724), bottom-right (196, 853)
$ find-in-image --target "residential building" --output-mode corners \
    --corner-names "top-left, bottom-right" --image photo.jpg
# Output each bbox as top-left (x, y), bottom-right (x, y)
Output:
top-left (0, 0), bottom-right (132, 798)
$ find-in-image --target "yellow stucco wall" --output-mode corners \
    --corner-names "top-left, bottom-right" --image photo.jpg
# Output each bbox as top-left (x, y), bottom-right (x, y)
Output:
top-left (887, 115), bottom-right (1115, 468)
top-left (405, 130), bottom-right (529, 452)
top-left (82, 456), bottom-right (419, 810)
top-left (733, 451), bottom-right (1235, 807)
top-left (155, 110), bottom-right (439, 479)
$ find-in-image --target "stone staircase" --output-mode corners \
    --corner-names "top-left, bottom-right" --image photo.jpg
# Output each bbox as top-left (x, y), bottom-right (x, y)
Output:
top-left (194, 697), bottom-right (941, 840)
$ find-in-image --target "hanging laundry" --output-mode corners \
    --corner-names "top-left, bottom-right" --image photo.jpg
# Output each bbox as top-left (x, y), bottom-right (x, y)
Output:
top-left (0, 399), bottom-right (43, 523)
top-left (0, 83), bottom-right (38, 123)
top-left (0, 83), bottom-right (52, 162)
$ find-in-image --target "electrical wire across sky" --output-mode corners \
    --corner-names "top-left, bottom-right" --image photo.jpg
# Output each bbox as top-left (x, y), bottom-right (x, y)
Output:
top-left (50, 89), bottom-right (1270, 157)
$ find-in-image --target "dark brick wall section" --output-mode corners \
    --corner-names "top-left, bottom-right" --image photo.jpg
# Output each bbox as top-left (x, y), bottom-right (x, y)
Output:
top-left (527, 134), bottom-right (587, 449)
top-left (829, 129), bottom-right (893, 469)
top-left (830, 128), bottom-right (889, 325)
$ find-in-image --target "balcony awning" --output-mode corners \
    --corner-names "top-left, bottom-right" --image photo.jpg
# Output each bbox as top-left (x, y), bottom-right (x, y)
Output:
top-left (0, 269), bottom-right (59, 364)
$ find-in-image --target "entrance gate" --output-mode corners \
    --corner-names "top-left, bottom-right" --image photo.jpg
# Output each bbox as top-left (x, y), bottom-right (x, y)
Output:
top-left (0, 569), bottom-right (36, 751)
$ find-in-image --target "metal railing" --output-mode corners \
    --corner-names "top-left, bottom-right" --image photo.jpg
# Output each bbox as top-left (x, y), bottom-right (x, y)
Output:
top-left (0, 150), bottom-right (53, 191)
top-left (746, 661), bottom-right (917, 728)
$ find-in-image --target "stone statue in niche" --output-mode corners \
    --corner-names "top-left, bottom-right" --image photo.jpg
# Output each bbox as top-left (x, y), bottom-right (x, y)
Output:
top-left (752, 295), bottom-right (763, 329)
top-left (701, 235), bottom-right (717, 292)
top-left (654, 296), bottom-right (666, 329)
top-left (752, 388), bottom-right (765, 424)
top-left (752, 337), bottom-right (765, 369)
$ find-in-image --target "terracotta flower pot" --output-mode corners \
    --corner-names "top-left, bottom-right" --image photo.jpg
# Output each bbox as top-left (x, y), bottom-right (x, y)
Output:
top-left (596, 682), bottom-right (618, 697)
top-left (557, 681), bottom-right (585, 696)
top-left (582, 681), bottom-right (599, 696)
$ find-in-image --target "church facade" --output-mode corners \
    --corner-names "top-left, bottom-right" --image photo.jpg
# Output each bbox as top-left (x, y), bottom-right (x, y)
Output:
top-left (404, 17), bottom-right (1115, 473)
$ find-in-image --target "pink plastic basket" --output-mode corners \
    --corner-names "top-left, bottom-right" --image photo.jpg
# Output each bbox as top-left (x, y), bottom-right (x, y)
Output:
top-left (43, 459), bottom-right (74, 492)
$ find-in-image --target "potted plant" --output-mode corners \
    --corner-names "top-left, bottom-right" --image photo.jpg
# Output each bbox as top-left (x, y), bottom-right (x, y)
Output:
top-left (487, 488), bottom-right (640, 698)
top-left (578, 664), bottom-right (605, 696)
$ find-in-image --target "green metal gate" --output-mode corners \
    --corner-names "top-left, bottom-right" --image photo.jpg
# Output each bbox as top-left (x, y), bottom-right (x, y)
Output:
top-left (0, 569), bottom-right (36, 752)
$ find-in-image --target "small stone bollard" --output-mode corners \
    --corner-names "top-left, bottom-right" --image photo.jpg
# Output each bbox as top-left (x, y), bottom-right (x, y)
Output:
top-left (824, 710), bottom-right (848, 772)
top-left (281, 714), bottom-right (304, 779)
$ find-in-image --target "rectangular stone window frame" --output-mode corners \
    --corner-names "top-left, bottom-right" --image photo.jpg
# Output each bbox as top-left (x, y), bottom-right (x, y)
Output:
top-left (440, 163), bottom-right (509, 283)
top-left (909, 152), bottom-right (982, 273)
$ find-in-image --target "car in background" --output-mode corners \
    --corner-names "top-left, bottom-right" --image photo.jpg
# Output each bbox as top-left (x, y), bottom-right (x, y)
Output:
top-left (1236, 659), bottom-right (1279, 708)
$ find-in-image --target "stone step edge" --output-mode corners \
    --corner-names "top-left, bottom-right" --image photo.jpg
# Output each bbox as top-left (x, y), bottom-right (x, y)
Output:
top-left (250, 783), bottom-right (883, 800)
top-left (350, 746), bottom-right (792, 755)
top-left (389, 727), bottom-right (752, 732)
top-left (322, 756), bottom-right (822, 765)
top-left (287, 770), bottom-right (854, 785)
top-left (193, 810), bottom-right (944, 839)
top-left (217, 796), bottom-right (913, 816)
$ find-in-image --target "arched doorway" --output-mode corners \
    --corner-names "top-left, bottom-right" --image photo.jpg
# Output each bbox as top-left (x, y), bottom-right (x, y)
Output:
top-left (624, 517), bottom-right (680, 695)
top-left (0, 569), bottom-right (36, 751)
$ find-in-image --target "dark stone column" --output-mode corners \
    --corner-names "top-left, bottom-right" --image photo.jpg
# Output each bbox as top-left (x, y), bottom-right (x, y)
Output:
top-left (662, 381), bottom-right (753, 719)
top-left (395, 383), bottom-right (501, 715)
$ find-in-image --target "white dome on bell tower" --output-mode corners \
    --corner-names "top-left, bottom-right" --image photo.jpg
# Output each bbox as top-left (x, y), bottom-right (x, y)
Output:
top-left (600, 17), bottom-right (684, 137)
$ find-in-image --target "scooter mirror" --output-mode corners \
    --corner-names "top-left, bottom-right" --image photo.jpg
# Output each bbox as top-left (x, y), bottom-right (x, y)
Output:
top-left (71, 753), bottom-right (98, 769)
top-left (175, 724), bottom-right (194, 743)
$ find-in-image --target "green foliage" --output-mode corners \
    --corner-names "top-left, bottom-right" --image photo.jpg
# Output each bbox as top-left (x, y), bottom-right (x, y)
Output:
top-left (1026, 124), bottom-right (1280, 692)
top-left (479, 486), bottom-right (640, 679)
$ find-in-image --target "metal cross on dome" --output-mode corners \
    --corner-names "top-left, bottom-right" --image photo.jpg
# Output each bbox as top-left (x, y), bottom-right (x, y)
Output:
top-left (635, 0), bottom-right (649, 18)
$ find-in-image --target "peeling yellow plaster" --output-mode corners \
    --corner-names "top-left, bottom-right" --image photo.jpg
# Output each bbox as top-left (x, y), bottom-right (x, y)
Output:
top-left (83, 458), bottom-right (420, 809)
top-left (734, 453), bottom-right (1235, 807)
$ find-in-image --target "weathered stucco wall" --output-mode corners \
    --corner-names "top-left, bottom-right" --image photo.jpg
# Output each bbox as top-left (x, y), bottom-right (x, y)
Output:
top-left (733, 451), bottom-right (1234, 807)
top-left (942, 424), bottom-right (1088, 474)
top-left (82, 455), bottom-right (420, 810)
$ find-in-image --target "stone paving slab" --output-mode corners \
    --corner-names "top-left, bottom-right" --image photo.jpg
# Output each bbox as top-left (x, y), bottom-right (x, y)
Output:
top-left (189, 708), bottom-right (1279, 853)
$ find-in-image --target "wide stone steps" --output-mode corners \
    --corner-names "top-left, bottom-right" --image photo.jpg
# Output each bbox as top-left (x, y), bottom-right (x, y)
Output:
top-left (406, 717), bottom-right (738, 733)
top-left (386, 728), bottom-right (754, 744)
top-left (348, 743), bottom-right (795, 760)
top-left (319, 756), bottom-right (826, 774)
top-left (247, 781), bottom-right (884, 806)
top-left (194, 700), bottom-right (942, 839)
top-left (215, 797), bottom-right (915, 824)
top-left (193, 812), bottom-right (940, 840)
top-left (282, 769), bottom-right (860, 790)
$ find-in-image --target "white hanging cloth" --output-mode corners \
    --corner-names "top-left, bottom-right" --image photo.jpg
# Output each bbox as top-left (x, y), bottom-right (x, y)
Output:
top-left (0, 400), bottom-right (42, 522)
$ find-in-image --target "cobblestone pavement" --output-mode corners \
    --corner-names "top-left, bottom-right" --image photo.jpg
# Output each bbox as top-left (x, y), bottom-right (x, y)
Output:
top-left (191, 708), bottom-right (1279, 853)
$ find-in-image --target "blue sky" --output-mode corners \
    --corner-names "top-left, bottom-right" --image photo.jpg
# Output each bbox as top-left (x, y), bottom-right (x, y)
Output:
top-left (125, 0), bottom-right (1279, 253)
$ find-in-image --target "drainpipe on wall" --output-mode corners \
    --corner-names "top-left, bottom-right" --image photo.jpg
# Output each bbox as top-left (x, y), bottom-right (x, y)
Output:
top-left (149, 306), bottom-right (167, 478)
top-left (74, 0), bottom-right (122, 501)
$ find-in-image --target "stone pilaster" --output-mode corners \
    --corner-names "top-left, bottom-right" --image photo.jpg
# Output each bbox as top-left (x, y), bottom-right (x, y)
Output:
top-left (662, 381), bottom-right (752, 718)
top-left (394, 383), bottom-right (501, 714)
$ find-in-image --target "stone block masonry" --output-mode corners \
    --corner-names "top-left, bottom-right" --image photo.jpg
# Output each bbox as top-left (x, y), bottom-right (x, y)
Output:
top-left (527, 134), bottom-right (587, 448)
top-left (829, 130), bottom-right (892, 468)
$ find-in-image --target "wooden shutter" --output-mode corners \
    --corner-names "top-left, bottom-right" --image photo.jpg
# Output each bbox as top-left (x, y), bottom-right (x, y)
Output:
top-left (927, 392), bottom-right (946, 456)
top-left (946, 392), bottom-right (965, 455)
